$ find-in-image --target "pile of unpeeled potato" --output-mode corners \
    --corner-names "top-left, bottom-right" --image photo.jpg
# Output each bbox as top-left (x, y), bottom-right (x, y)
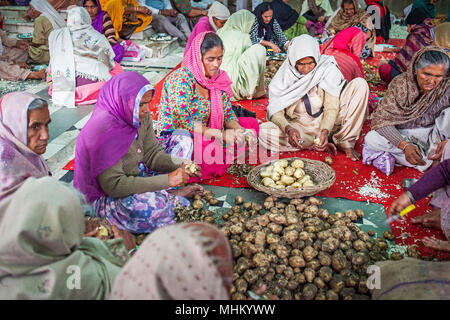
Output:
top-left (260, 159), bottom-right (315, 189)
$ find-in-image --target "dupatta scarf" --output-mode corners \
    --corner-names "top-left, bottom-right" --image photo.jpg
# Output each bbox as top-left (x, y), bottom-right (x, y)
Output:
top-left (0, 92), bottom-right (50, 201)
top-left (74, 72), bottom-right (154, 203)
top-left (371, 46), bottom-right (449, 130)
top-left (182, 31), bottom-right (232, 130)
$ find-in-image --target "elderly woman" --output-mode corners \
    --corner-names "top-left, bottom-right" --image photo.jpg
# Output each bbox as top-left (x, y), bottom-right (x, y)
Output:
top-left (270, 0), bottom-right (309, 40)
top-left (301, 0), bottom-right (334, 37)
top-left (218, 10), bottom-right (266, 101)
top-left (184, 1), bottom-right (230, 53)
top-left (0, 16), bottom-right (45, 80)
top-left (47, 6), bottom-right (124, 108)
top-left (326, 0), bottom-right (375, 59)
top-left (0, 93), bottom-right (51, 201)
top-left (99, 0), bottom-right (153, 39)
top-left (27, 0), bottom-right (67, 65)
top-left (320, 26), bottom-right (366, 82)
top-left (364, 48), bottom-right (450, 175)
top-left (389, 142), bottom-right (450, 253)
top-left (259, 35), bottom-right (369, 161)
top-left (157, 32), bottom-right (259, 181)
top-left (250, 2), bottom-right (289, 55)
top-left (0, 177), bottom-right (130, 299)
top-left (110, 222), bottom-right (233, 299)
top-left (74, 72), bottom-right (202, 235)
top-left (82, 0), bottom-right (125, 62)
top-left (378, 7), bottom-right (434, 84)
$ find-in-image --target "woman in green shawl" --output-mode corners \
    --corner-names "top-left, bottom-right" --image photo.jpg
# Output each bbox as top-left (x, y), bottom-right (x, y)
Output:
top-left (217, 10), bottom-right (266, 101)
top-left (0, 177), bottom-right (130, 299)
top-left (410, 0), bottom-right (438, 19)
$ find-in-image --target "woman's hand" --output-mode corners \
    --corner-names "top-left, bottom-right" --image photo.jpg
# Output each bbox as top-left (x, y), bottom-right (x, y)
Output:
top-left (16, 40), bottom-right (30, 51)
top-left (112, 226), bottom-right (136, 253)
top-left (403, 144), bottom-right (426, 166)
top-left (223, 128), bottom-right (245, 145)
top-left (388, 193), bottom-right (412, 218)
top-left (286, 125), bottom-right (306, 149)
top-left (168, 166), bottom-right (190, 187)
top-left (428, 140), bottom-right (448, 161)
top-left (184, 162), bottom-right (202, 178)
top-left (137, 6), bottom-right (152, 16)
top-left (270, 43), bottom-right (281, 54)
top-left (313, 129), bottom-right (337, 155)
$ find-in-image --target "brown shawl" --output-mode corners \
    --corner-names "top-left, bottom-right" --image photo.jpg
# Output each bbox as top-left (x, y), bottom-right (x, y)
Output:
top-left (371, 46), bottom-right (450, 130)
top-left (328, 0), bottom-right (370, 33)
top-left (308, 0), bottom-right (326, 17)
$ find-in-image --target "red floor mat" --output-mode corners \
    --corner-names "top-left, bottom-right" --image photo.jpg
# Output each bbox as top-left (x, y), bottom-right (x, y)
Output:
top-left (64, 43), bottom-right (449, 259)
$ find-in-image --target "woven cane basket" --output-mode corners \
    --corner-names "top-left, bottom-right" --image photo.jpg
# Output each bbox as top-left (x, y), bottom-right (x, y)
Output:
top-left (247, 157), bottom-right (336, 198)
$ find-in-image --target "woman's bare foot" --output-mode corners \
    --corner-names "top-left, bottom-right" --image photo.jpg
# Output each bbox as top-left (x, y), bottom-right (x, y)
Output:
top-left (422, 236), bottom-right (450, 253)
top-left (411, 209), bottom-right (441, 229)
top-left (26, 69), bottom-right (46, 80)
top-left (170, 184), bottom-right (204, 198)
top-left (338, 146), bottom-right (361, 161)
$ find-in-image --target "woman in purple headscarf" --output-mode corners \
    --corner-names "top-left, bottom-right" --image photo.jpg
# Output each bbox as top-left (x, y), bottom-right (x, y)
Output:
top-left (82, 0), bottom-right (125, 63)
top-left (74, 72), bottom-right (204, 234)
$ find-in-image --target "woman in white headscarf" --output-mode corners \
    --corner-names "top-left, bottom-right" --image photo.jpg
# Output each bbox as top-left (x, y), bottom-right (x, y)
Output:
top-left (48, 6), bottom-right (123, 108)
top-left (27, 0), bottom-right (67, 64)
top-left (184, 1), bottom-right (230, 54)
top-left (259, 34), bottom-right (369, 161)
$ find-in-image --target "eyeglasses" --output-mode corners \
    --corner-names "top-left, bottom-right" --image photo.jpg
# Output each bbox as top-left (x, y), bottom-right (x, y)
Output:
top-left (296, 61), bottom-right (316, 67)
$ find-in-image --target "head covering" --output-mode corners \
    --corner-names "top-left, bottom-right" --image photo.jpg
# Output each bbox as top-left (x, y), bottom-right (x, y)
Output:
top-left (410, 0), bottom-right (436, 19)
top-left (320, 26), bottom-right (365, 78)
top-left (207, 1), bottom-right (230, 32)
top-left (182, 31), bottom-right (232, 130)
top-left (0, 176), bottom-right (128, 299)
top-left (434, 22), bottom-right (450, 53)
top-left (327, 0), bottom-right (370, 32)
top-left (0, 92), bottom-right (50, 201)
top-left (81, 0), bottom-right (105, 34)
top-left (74, 72), bottom-right (154, 203)
top-left (271, 0), bottom-right (299, 31)
top-left (253, 2), bottom-right (274, 41)
top-left (30, 0), bottom-right (67, 29)
top-left (267, 34), bottom-right (346, 119)
top-left (218, 9), bottom-right (255, 34)
top-left (406, 7), bottom-right (428, 26)
top-left (110, 222), bottom-right (233, 300)
top-left (49, 6), bottom-right (115, 107)
top-left (301, 0), bottom-right (334, 16)
top-left (371, 46), bottom-right (450, 130)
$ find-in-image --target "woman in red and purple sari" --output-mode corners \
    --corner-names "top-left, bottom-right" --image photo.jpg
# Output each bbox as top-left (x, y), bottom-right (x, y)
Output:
top-left (82, 0), bottom-right (125, 63)
top-left (320, 26), bottom-right (366, 82)
top-left (157, 31), bottom-right (259, 182)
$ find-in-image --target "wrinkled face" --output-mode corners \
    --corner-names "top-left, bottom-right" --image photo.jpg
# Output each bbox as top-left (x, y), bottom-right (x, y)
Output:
top-left (83, 0), bottom-right (99, 20)
top-left (296, 56), bottom-right (317, 75)
top-left (262, 9), bottom-right (273, 24)
top-left (202, 46), bottom-right (223, 78)
top-left (212, 17), bottom-right (227, 29)
top-left (416, 64), bottom-right (446, 94)
top-left (138, 90), bottom-right (153, 123)
top-left (27, 107), bottom-right (51, 155)
top-left (343, 3), bottom-right (355, 17)
top-left (28, 6), bottom-right (42, 19)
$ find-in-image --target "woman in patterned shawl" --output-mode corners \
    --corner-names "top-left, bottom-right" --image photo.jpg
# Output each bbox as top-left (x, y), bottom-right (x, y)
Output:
top-left (364, 47), bottom-right (450, 174)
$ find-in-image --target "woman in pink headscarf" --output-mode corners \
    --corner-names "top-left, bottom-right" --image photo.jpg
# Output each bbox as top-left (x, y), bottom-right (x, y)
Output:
top-left (0, 92), bottom-right (51, 201)
top-left (320, 26), bottom-right (366, 82)
top-left (157, 31), bottom-right (260, 182)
